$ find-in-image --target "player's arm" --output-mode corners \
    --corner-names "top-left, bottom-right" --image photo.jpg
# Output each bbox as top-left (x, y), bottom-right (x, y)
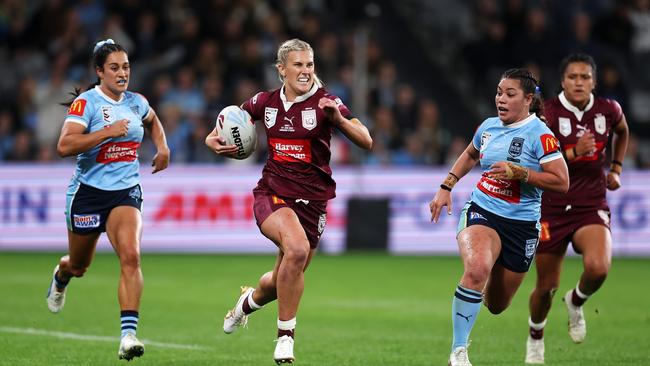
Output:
top-left (337, 117), bottom-right (373, 150)
top-left (318, 97), bottom-right (372, 150)
top-left (143, 108), bottom-right (170, 173)
top-left (607, 114), bottom-right (629, 190)
top-left (563, 131), bottom-right (596, 161)
top-left (490, 155), bottom-right (568, 193)
top-left (57, 119), bottom-right (128, 157)
top-left (527, 158), bottom-right (569, 193)
top-left (429, 143), bottom-right (480, 223)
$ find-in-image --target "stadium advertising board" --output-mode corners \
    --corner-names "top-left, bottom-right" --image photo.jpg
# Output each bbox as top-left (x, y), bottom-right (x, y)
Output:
top-left (0, 165), bottom-right (648, 255)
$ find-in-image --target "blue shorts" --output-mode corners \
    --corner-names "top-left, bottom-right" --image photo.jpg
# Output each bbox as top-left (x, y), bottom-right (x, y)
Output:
top-left (457, 202), bottom-right (540, 273)
top-left (65, 183), bottom-right (143, 234)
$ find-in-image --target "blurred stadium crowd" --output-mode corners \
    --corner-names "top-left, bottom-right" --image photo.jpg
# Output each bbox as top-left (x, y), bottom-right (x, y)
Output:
top-left (0, 0), bottom-right (648, 167)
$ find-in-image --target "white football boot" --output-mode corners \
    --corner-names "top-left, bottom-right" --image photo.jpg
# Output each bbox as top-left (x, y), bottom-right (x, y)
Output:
top-left (46, 265), bottom-right (66, 313)
top-left (525, 336), bottom-right (545, 364)
top-left (448, 346), bottom-right (472, 366)
top-left (563, 290), bottom-right (586, 343)
top-left (223, 286), bottom-right (254, 334)
top-left (118, 333), bottom-right (145, 361)
top-left (273, 335), bottom-right (295, 364)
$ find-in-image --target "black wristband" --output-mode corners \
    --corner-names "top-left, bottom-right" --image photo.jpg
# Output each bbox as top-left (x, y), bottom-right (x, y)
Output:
top-left (448, 172), bottom-right (460, 181)
top-left (440, 184), bottom-right (452, 191)
top-left (612, 160), bottom-right (623, 166)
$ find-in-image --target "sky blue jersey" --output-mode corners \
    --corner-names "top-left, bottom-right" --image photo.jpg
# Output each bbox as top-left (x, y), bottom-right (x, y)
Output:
top-left (469, 114), bottom-right (562, 221)
top-left (64, 86), bottom-right (150, 191)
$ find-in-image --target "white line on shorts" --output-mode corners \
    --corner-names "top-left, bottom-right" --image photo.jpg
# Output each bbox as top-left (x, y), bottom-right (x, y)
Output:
top-left (0, 326), bottom-right (209, 350)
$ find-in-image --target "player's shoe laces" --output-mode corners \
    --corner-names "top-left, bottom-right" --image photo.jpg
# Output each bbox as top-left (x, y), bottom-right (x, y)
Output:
top-left (118, 333), bottom-right (145, 361)
top-left (448, 346), bottom-right (472, 366)
top-left (563, 290), bottom-right (586, 343)
top-left (46, 265), bottom-right (66, 313)
top-left (525, 336), bottom-right (545, 364)
top-left (273, 335), bottom-right (295, 364)
top-left (223, 286), bottom-right (254, 334)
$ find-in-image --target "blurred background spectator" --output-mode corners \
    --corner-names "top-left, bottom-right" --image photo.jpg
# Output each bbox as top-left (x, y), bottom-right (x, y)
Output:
top-left (0, 0), bottom-right (647, 167)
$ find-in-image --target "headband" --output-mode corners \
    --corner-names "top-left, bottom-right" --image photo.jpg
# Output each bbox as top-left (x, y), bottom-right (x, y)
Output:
top-left (93, 39), bottom-right (115, 54)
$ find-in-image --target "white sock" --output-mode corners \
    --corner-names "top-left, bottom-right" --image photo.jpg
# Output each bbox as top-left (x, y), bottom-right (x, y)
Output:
top-left (575, 283), bottom-right (589, 300)
top-left (277, 317), bottom-right (297, 330)
top-left (248, 291), bottom-right (262, 310)
top-left (529, 317), bottom-right (547, 330)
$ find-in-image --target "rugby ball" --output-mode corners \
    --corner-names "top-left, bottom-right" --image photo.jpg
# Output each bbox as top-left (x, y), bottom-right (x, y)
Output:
top-left (216, 105), bottom-right (257, 160)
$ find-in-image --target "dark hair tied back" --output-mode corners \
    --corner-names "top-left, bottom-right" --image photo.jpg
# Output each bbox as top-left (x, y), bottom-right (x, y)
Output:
top-left (61, 39), bottom-right (128, 107)
top-left (501, 68), bottom-right (544, 117)
top-left (91, 39), bottom-right (127, 70)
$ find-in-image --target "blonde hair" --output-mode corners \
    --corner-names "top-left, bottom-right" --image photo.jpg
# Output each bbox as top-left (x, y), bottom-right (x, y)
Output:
top-left (276, 38), bottom-right (323, 87)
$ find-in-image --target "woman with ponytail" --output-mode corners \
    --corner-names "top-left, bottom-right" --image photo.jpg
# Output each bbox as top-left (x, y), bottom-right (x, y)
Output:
top-left (429, 68), bottom-right (568, 365)
top-left (207, 38), bottom-right (372, 364)
top-left (46, 39), bottom-right (169, 362)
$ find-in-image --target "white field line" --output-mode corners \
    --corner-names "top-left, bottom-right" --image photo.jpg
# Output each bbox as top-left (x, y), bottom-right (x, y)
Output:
top-left (0, 326), bottom-right (209, 350)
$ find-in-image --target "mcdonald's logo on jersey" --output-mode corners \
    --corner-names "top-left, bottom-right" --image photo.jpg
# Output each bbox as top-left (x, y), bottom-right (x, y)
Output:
top-left (68, 99), bottom-right (87, 117)
top-left (540, 134), bottom-right (559, 154)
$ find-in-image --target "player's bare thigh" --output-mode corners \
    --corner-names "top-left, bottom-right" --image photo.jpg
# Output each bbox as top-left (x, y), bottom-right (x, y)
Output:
top-left (260, 207), bottom-right (310, 254)
top-left (533, 251), bottom-right (565, 291)
top-left (572, 224), bottom-right (612, 274)
top-left (105, 206), bottom-right (143, 258)
top-left (457, 225), bottom-right (501, 289)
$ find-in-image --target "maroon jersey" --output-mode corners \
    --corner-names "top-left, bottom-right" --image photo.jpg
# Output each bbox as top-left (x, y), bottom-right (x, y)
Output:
top-left (242, 85), bottom-right (351, 200)
top-left (542, 92), bottom-right (623, 209)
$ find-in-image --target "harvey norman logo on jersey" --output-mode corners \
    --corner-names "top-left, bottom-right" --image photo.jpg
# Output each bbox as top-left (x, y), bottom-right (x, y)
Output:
top-left (269, 138), bottom-right (311, 163)
top-left (96, 142), bottom-right (140, 163)
top-left (476, 173), bottom-right (521, 203)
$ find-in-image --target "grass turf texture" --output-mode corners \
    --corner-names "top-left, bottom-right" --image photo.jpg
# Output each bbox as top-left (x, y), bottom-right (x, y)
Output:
top-left (0, 253), bottom-right (648, 365)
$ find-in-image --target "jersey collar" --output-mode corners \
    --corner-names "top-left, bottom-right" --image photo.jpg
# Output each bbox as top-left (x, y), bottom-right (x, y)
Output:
top-left (95, 85), bottom-right (124, 104)
top-left (280, 83), bottom-right (318, 111)
top-left (502, 113), bottom-right (536, 128)
top-left (559, 91), bottom-right (593, 122)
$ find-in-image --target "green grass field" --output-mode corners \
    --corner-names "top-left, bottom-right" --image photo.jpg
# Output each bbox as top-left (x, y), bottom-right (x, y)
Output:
top-left (0, 252), bottom-right (648, 365)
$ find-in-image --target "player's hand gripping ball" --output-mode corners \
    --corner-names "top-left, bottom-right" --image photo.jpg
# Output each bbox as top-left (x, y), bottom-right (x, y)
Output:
top-left (216, 105), bottom-right (257, 160)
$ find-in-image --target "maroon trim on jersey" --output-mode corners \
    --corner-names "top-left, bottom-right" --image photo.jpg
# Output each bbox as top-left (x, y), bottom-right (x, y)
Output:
top-left (96, 141), bottom-right (140, 163)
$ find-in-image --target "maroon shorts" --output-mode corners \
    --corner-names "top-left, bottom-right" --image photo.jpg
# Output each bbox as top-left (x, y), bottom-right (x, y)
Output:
top-left (252, 186), bottom-right (327, 249)
top-left (537, 205), bottom-right (611, 255)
